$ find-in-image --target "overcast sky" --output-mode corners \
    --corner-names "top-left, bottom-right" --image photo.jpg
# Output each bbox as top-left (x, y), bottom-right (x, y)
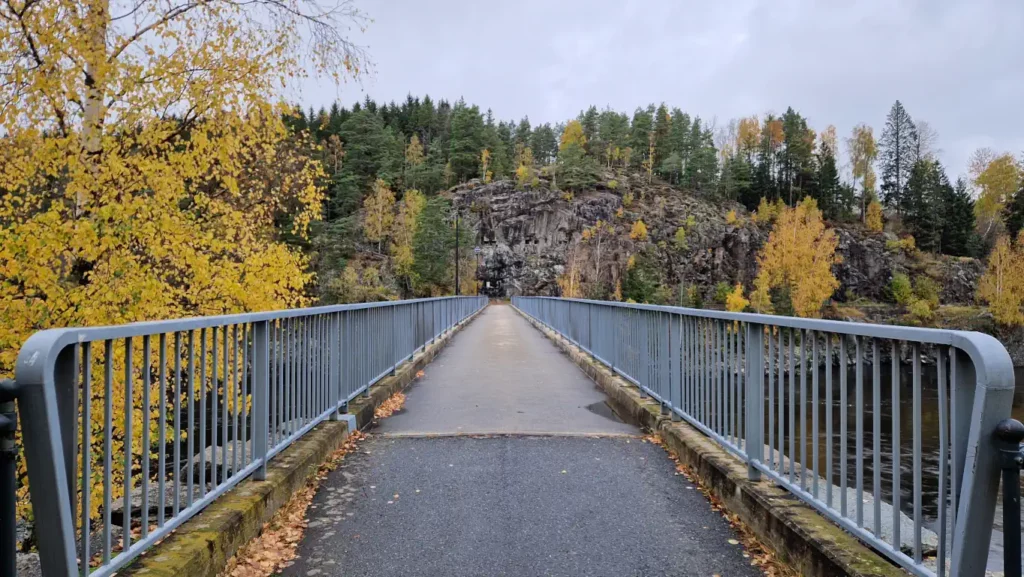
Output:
top-left (296, 0), bottom-right (1024, 180)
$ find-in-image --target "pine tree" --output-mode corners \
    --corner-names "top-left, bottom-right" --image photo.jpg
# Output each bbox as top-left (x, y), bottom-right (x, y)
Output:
top-left (652, 104), bottom-right (673, 167)
top-left (629, 106), bottom-right (654, 170)
top-left (902, 160), bottom-right (947, 252)
top-left (879, 100), bottom-right (918, 214)
top-left (816, 135), bottom-right (841, 219)
top-left (412, 197), bottom-right (456, 295)
top-left (530, 123), bottom-right (558, 166)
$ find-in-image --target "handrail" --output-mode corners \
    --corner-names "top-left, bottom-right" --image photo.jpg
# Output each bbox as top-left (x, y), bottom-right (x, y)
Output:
top-left (513, 296), bottom-right (1016, 577)
top-left (11, 296), bottom-right (488, 577)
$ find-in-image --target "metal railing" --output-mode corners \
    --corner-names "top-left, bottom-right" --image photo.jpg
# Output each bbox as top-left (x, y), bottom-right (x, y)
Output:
top-left (10, 296), bottom-right (487, 577)
top-left (513, 296), bottom-right (1015, 577)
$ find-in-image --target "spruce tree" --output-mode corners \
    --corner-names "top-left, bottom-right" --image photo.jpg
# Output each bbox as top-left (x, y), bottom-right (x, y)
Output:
top-left (879, 100), bottom-right (919, 213)
top-left (943, 177), bottom-right (977, 256)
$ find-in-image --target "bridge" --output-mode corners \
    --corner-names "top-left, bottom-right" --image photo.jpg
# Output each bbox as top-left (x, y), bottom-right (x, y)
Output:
top-left (2, 297), bottom-right (1021, 577)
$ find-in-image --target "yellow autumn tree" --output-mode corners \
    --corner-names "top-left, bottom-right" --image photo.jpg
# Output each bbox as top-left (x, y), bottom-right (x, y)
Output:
top-left (974, 153), bottom-right (1022, 237)
top-left (630, 219), bottom-right (649, 241)
top-left (515, 144), bottom-right (536, 188)
top-left (481, 149), bottom-right (492, 182)
top-left (0, 0), bottom-right (365, 527)
top-left (406, 134), bottom-right (425, 166)
top-left (364, 179), bottom-right (396, 252)
top-left (866, 200), bottom-right (884, 232)
top-left (750, 197), bottom-right (841, 317)
top-left (725, 284), bottom-right (750, 312)
top-left (391, 189), bottom-right (427, 280)
top-left (978, 233), bottom-right (1024, 325)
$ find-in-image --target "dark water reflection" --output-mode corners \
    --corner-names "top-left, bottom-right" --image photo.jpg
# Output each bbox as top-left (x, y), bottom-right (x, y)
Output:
top-left (761, 362), bottom-right (1024, 528)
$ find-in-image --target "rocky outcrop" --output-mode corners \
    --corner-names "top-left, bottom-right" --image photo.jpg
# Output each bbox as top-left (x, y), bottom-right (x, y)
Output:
top-left (451, 176), bottom-right (986, 308)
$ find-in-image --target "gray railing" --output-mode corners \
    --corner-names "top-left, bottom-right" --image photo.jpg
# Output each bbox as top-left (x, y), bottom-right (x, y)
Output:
top-left (12, 296), bottom-right (487, 577)
top-left (512, 296), bottom-right (1015, 577)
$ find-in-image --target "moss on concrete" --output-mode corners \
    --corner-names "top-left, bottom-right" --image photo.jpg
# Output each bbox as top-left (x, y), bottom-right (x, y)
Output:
top-left (513, 307), bottom-right (906, 577)
top-left (123, 307), bottom-right (486, 577)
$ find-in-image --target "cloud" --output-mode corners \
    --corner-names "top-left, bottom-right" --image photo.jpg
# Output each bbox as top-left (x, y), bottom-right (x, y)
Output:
top-left (298, 0), bottom-right (1023, 177)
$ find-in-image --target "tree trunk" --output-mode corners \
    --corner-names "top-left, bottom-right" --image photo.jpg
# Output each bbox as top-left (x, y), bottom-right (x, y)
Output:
top-left (81, 0), bottom-right (109, 216)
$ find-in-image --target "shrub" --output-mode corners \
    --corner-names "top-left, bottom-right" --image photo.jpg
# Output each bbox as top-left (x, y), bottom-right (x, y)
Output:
top-left (687, 285), bottom-right (703, 308)
top-left (629, 219), bottom-right (648, 241)
top-left (907, 298), bottom-right (935, 322)
top-left (726, 210), bottom-right (739, 225)
top-left (886, 236), bottom-right (917, 254)
top-left (622, 192), bottom-right (634, 207)
top-left (607, 179), bottom-right (618, 190)
top-left (713, 281), bottom-right (732, 304)
top-left (890, 273), bottom-right (913, 305)
top-left (913, 276), bottom-right (941, 308)
top-left (725, 283), bottom-right (750, 312)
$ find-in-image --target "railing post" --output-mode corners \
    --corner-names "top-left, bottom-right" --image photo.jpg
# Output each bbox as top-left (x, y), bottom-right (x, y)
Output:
top-left (15, 336), bottom-right (79, 577)
top-left (745, 323), bottom-right (764, 481)
top-left (949, 340), bottom-right (1015, 577)
top-left (252, 320), bottom-right (270, 480)
top-left (995, 419), bottom-right (1024, 577)
top-left (669, 314), bottom-right (681, 422)
top-left (330, 313), bottom-right (342, 420)
top-left (390, 305), bottom-right (398, 376)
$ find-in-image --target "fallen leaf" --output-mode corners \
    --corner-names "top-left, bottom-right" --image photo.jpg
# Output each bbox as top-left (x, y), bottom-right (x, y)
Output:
top-left (728, 539), bottom-right (740, 545)
top-left (416, 370), bottom-right (425, 378)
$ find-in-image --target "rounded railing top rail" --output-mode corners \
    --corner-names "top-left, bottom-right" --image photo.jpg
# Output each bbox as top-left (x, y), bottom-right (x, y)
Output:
top-left (514, 296), bottom-right (1015, 393)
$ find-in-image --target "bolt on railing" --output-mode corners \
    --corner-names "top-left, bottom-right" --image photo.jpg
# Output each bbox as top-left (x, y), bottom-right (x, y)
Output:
top-left (513, 296), bottom-right (1016, 577)
top-left (7, 296), bottom-right (487, 577)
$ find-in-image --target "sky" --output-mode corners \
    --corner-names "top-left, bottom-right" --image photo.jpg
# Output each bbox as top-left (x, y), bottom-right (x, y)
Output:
top-left (296, 0), bottom-right (1024, 180)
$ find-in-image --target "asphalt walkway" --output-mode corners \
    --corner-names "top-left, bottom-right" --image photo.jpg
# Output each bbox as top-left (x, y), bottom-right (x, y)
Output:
top-left (282, 304), bottom-right (759, 577)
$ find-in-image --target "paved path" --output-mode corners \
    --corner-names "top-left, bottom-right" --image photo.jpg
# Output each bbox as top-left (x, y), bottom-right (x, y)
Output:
top-left (375, 304), bottom-right (637, 436)
top-left (283, 304), bottom-right (759, 577)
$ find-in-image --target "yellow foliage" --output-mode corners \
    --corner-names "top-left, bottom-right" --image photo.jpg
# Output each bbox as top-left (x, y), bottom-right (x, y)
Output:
top-left (0, 0), bottom-right (365, 526)
top-left (557, 244), bottom-right (584, 298)
top-left (363, 179), bottom-right (396, 251)
top-left (630, 219), bottom-right (649, 241)
top-left (751, 197), bottom-right (840, 317)
top-left (616, 207), bottom-right (625, 219)
top-left (515, 144), bottom-right (535, 188)
top-left (975, 153), bottom-right (1022, 233)
top-left (622, 192), bottom-right (635, 207)
top-left (725, 284), bottom-right (750, 312)
top-left (391, 190), bottom-right (426, 278)
top-left (978, 234), bottom-right (1024, 325)
top-left (480, 149), bottom-right (491, 181)
top-left (613, 279), bottom-right (623, 301)
top-left (559, 120), bottom-right (588, 151)
top-left (406, 134), bottom-right (425, 167)
top-left (736, 116), bottom-right (761, 155)
top-left (751, 197), bottom-right (787, 224)
top-left (627, 254), bottom-right (637, 270)
top-left (866, 200), bottom-right (884, 232)
top-left (886, 236), bottom-right (917, 254)
top-left (725, 210), bottom-right (739, 225)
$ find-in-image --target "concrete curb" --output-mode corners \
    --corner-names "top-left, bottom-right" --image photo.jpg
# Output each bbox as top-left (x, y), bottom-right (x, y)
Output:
top-left (512, 306), bottom-right (905, 577)
top-left (123, 305), bottom-right (487, 577)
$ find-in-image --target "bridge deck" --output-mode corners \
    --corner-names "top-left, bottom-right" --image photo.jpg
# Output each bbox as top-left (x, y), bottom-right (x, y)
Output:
top-left (282, 304), bottom-right (759, 577)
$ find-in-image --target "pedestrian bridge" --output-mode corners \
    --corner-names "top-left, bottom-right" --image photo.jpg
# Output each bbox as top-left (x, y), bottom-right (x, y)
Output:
top-left (5, 297), bottom-right (1018, 577)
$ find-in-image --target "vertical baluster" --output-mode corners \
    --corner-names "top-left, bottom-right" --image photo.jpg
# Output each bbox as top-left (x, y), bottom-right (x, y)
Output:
top-left (892, 340), bottom-right (901, 552)
top-left (210, 327), bottom-right (218, 489)
top-left (186, 331), bottom-right (195, 507)
top-left (103, 339), bottom-right (113, 563)
top-left (812, 332), bottom-right (819, 498)
top-left (81, 343), bottom-right (92, 576)
top-left (800, 329), bottom-right (807, 490)
top-left (158, 334), bottom-right (167, 526)
top-left (768, 328), bottom-right (775, 470)
top-left (840, 334), bottom-right (848, 518)
top-left (826, 334), bottom-right (833, 508)
top-left (172, 333), bottom-right (181, 514)
top-left (856, 335), bottom-right (864, 527)
top-left (912, 343), bottom-right (922, 563)
top-left (241, 324), bottom-right (249, 466)
top-left (123, 337), bottom-right (134, 552)
top-left (937, 347), bottom-right (948, 577)
top-left (141, 336), bottom-right (151, 539)
top-left (788, 329), bottom-right (795, 485)
top-left (232, 325), bottom-right (239, 476)
top-left (778, 328), bottom-right (784, 476)
top-left (872, 339), bottom-right (881, 537)
top-left (198, 329), bottom-right (207, 499)
top-left (221, 326), bottom-right (229, 483)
